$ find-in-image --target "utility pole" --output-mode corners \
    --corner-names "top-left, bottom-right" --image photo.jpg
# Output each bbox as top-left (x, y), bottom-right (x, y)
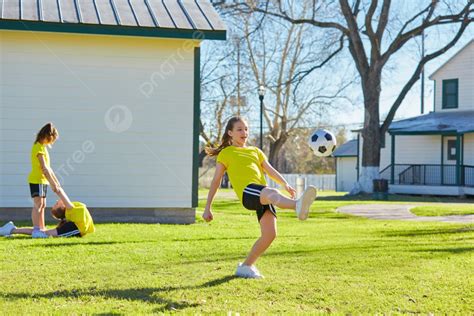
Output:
top-left (421, 30), bottom-right (425, 114)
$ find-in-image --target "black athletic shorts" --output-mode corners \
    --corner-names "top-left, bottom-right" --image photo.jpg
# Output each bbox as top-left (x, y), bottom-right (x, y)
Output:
top-left (29, 183), bottom-right (48, 198)
top-left (242, 183), bottom-right (277, 221)
top-left (56, 221), bottom-right (81, 237)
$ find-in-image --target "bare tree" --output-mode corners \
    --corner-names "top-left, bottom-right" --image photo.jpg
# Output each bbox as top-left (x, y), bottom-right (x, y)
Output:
top-left (215, 2), bottom-right (352, 169)
top-left (231, 0), bottom-right (473, 192)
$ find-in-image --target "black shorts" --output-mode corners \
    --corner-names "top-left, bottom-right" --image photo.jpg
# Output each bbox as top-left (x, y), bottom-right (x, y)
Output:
top-left (242, 183), bottom-right (277, 221)
top-left (56, 222), bottom-right (81, 237)
top-left (29, 183), bottom-right (48, 198)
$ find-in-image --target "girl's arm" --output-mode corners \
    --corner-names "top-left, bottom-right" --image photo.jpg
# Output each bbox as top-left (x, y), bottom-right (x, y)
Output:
top-left (203, 162), bottom-right (226, 222)
top-left (50, 171), bottom-right (61, 189)
top-left (38, 154), bottom-right (60, 192)
top-left (262, 160), bottom-right (296, 198)
top-left (56, 187), bottom-right (75, 210)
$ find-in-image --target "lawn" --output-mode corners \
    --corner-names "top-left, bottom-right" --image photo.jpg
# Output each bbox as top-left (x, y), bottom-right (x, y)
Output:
top-left (0, 190), bottom-right (473, 314)
top-left (410, 205), bottom-right (474, 217)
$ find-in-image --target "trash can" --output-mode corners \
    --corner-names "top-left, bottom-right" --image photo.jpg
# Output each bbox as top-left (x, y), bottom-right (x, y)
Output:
top-left (221, 172), bottom-right (230, 188)
top-left (373, 179), bottom-right (388, 200)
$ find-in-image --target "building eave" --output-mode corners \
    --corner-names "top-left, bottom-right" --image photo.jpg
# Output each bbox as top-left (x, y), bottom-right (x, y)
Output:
top-left (0, 20), bottom-right (226, 40)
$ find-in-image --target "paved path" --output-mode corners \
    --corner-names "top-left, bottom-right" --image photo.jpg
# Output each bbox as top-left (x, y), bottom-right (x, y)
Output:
top-left (337, 204), bottom-right (474, 224)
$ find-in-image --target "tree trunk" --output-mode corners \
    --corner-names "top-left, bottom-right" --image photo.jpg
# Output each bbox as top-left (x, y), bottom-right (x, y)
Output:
top-left (198, 149), bottom-right (207, 168)
top-left (354, 71), bottom-right (382, 193)
top-left (268, 134), bottom-right (288, 171)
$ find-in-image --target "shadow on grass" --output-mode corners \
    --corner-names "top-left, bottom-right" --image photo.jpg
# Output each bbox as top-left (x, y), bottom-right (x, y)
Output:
top-left (21, 240), bottom-right (159, 248)
top-left (381, 226), bottom-right (474, 237)
top-left (2, 275), bottom-right (237, 312)
top-left (179, 244), bottom-right (385, 265)
top-left (414, 247), bottom-right (474, 254)
top-left (172, 235), bottom-right (304, 242)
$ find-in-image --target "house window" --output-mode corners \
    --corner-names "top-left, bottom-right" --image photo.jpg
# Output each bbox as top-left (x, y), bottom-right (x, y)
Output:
top-left (442, 79), bottom-right (458, 109)
top-left (447, 139), bottom-right (456, 160)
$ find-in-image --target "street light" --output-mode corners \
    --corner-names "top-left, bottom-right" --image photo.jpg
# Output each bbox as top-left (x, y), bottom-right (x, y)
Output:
top-left (258, 85), bottom-right (265, 149)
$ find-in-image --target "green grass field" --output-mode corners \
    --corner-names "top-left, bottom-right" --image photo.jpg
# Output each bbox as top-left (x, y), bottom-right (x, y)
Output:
top-left (0, 190), bottom-right (473, 314)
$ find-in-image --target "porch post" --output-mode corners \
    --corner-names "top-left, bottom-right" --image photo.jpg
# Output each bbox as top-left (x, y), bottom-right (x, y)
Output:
top-left (356, 134), bottom-right (360, 182)
top-left (391, 134), bottom-right (395, 184)
top-left (441, 135), bottom-right (444, 185)
top-left (456, 134), bottom-right (461, 186)
top-left (461, 135), bottom-right (464, 185)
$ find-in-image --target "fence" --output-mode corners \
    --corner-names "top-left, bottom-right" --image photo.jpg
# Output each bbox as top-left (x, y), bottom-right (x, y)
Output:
top-left (199, 168), bottom-right (335, 191)
top-left (380, 164), bottom-right (474, 186)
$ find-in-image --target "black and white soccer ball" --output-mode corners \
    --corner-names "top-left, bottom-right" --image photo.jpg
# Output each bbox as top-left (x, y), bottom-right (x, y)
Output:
top-left (308, 129), bottom-right (337, 157)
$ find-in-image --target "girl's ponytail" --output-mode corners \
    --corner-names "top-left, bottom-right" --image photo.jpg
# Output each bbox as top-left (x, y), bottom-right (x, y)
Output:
top-left (35, 122), bottom-right (59, 144)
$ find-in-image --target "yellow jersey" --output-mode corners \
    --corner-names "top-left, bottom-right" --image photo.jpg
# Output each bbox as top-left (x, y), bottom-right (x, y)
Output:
top-left (217, 146), bottom-right (267, 201)
top-left (28, 142), bottom-right (50, 184)
top-left (66, 202), bottom-right (95, 236)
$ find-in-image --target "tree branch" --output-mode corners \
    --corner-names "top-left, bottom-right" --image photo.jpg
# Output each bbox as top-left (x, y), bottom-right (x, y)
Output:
top-left (380, 15), bottom-right (471, 134)
top-left (375, 0), bottom-right (391, 41)
top-left (234, 1), bottom-right (349, 34)
top-left (382, 2), bottom-right (472, 65)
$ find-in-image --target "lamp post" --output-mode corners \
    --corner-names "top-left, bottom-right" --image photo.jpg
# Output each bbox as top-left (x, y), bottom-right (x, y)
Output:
top-left (258, 85), bottom-right (265, 149)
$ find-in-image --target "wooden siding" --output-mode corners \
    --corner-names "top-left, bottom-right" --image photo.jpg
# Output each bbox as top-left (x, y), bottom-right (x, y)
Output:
top-left (378, 133), bottom-right (443, 171)
top-left (464, 133), bottom-right (474, 165)
top-left (0, 30), bottom-right (199, 208)
top-left (432, 41), bottom-right (473, 112)
top-left (336, 157), bottom-right (357, 192)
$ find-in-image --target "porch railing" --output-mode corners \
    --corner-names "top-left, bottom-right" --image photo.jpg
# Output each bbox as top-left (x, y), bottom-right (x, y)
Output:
top-left (380, 164), bottom-right (473, 187)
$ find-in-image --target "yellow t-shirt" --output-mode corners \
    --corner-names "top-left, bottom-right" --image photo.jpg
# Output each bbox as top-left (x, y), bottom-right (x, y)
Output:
top-left (28, 142), bottom-right (50, 184)
top-left (66, 202), bottom-right (95, 236)
top-left (217, 146), bottom-right (267, 201)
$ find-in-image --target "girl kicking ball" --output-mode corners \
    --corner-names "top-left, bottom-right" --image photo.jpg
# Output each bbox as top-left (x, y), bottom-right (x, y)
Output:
top-left (203, 116), bottom-right (317, 279)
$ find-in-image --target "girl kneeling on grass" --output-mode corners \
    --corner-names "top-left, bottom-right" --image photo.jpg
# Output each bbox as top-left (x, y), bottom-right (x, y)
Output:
top-left (0, 188), bottom-right (95, 238)
top-left (203, 116), bottom-right (317, 279)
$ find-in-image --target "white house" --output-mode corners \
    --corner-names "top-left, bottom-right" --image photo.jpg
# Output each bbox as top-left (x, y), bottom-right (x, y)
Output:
top-left (339, 40), bottom-right (474, 196)
top-left (0, 0), bottom-right (226, 223)
top-left (333, 139), bottom-right (358, 192)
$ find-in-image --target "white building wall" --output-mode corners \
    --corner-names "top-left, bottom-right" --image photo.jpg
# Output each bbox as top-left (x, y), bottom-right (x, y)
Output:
top-left (0, 30), bottom-right (199, 208)
top-left (432, 41), bottom-right (474, 112)
top-left (463, 133), bottom-right (474, 187)
top-left (464, 133), bottom-right (474, 165)
top-left (336, 157), bottom-right (357, 192)
top-left (393, 135), bottom-right (441, 164)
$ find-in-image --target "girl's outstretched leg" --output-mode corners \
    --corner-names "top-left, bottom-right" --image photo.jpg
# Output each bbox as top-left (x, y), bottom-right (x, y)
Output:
top-left (260, 186), bottom-right (317, 220)
top-left (260, 187), bottom-right (296, 209)
top-left (243, 210), bottom-right (277, 267)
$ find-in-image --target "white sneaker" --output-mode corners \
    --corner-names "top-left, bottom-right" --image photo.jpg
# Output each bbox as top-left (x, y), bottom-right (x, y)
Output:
top-left (295, 186), bottom-right (317, 221)
top-left (32, 230), bottom-right (49, 238)
top-left (0, 221), bottom-right (16, 236)
top-left (235, 263), bottom-right (264, 279)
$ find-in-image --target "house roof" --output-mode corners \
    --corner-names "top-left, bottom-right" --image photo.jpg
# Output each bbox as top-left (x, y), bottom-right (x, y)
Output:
top-left (429, 40), bottom-right (473, 79)
top-left (332, 139), bottom-right (358, 157)
top-left (389, 110), bottom-right (474, 135)
top-left (0, 0), bottom-right (226, 40)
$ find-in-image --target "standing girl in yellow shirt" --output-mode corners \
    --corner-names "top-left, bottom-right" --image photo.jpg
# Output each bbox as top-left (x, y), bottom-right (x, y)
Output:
top-left (28, 123), bottom-right (62, 238)
top-left (203, 117), bottom-right (317, 279)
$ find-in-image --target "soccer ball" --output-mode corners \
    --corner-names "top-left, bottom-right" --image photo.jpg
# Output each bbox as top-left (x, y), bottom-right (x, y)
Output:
top-left (308, 129), bottom-right (337, 157)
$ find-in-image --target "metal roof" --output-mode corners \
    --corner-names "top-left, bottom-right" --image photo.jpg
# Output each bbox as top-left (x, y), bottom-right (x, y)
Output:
top-left (389, 110), bottom-right (474, 134)
top-left (332, 139), bottom-right (357, 157)
top-left (0, 0), bottom-right (226, 40)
